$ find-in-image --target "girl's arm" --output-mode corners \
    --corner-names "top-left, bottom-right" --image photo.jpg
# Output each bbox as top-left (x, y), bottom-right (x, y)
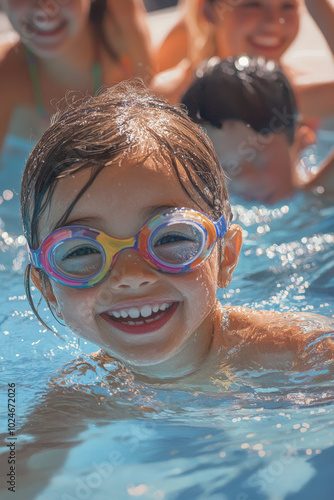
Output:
top-left (305, 0), bottom-right (334, 55)
top-left (155, 18), bottom-right (188, 72)
top-left (0, 101), bottom-right (12, 153)
top-left (291, 1), bottom-right (334, 120)
top-left (0, 43), bottom-right (18, 152)
top-left (106, 0), bottom-right (154, 80)
top-left (295, 79), bottom-right (334, 119)
top-left (149, 57), bottom-right (194, 105)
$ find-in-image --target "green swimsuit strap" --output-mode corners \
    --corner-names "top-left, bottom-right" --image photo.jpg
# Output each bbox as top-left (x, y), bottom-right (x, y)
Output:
top-left (26, 48), bottom-right (102, 117)
top-left (25, 47), bottom-right (46, 118)
top-left (92, 61), bottom-right (102, 94)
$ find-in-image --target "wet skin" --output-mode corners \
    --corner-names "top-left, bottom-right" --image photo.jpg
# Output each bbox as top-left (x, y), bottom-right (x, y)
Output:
top-left (206, 121), bottom-right (301, 204)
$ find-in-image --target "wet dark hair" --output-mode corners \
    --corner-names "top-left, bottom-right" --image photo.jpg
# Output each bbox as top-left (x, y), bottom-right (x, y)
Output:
top-left (181, 55), bottom-right (299, 143)
top-left (90, 0), bottom-right (107, 21)
top-left (21, 81), bottom-right (231, 328)
top-left (89, 0), bottom-right (118, 61)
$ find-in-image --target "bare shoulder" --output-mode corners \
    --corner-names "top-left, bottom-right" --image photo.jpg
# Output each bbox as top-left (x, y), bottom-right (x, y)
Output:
top-left (214, 305), bottom-right (334, 369)
top-left (0, 40), bottom-right (31, 102)
top-left (155, 18), bottom-right (188, 72)
top-left (0, 40), bottom-right (35, 147)
top-left (222, 305), bottom-right (333, 338)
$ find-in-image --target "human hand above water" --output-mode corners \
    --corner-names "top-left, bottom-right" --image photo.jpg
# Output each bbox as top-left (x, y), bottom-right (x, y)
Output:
top-left (304, 0), bottom-right (334, 55)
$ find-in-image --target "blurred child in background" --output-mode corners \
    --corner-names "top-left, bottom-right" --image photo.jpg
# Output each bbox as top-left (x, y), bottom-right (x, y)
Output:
top-left (157, 0), bottom-right (300, 69)
top-left (182, 55), bottom-right (334, 204)
top-left (0, 0), bottom-right (153, 149)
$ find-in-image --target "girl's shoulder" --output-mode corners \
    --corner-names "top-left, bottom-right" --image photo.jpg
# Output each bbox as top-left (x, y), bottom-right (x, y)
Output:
top-left (0, 39), bottom-right (24, 70)
top-left (214, 304), bottom-right (334, 369)
top-left (218, 305), bottom-right (334, 339)
top-left (0, 40), bottom-right (35, 147)
top-left (0, 40), bottom-right (30, 101)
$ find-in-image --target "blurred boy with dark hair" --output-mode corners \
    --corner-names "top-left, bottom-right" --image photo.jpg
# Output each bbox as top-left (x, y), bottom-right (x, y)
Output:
top-left (182, 56), bottom-right (333, 204)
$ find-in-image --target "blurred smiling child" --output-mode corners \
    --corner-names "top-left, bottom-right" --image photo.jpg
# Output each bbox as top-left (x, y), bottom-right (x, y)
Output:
top-left (0, 0), bottom-right (153, 149)
top-left (21, 83), bottom-right (334, 382)
top-left (157, 0), bottom-right (301, 69)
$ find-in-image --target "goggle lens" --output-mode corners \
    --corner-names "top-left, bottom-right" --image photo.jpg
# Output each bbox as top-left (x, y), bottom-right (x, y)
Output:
top-left (150, 222), bottom-right (204, 265)
top-left (52, 238), bottom-right (104, 280)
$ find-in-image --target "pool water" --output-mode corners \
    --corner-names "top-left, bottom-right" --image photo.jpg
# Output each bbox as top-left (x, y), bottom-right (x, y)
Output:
top-left (0, 140), bottom-right (334, 500)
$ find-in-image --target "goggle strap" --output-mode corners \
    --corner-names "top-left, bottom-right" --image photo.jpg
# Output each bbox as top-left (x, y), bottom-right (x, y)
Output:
top-left (28, 248), bottom-right (40, 268)
top-left (215, 215), bottom-right (227, 238)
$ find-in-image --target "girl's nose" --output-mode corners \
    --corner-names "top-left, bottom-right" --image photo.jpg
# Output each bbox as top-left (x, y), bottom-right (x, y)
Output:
top-left (263, 6), bottom-right (281, 25)
top-left (108, 250), bottom-right (159, 290)
top-left (33, 0), bottom-right (57, 19)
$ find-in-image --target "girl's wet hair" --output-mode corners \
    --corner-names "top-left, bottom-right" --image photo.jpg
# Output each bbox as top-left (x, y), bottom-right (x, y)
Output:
top-left (89, 0), bottom-right (118, 62)
top-left (182, 55), bottom-right (299, 143)
top-left (21, 81), bottom-right (231, 327)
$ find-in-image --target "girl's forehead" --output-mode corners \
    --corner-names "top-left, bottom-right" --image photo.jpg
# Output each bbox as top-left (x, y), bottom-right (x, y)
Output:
top-left (39, 156), bottom-right (205, 239)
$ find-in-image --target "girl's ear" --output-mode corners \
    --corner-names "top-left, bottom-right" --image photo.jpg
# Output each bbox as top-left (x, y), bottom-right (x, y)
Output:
top-left (218, 224), bottom-right (243, 288)
top-left (30, 267), bottom-right (59, 312)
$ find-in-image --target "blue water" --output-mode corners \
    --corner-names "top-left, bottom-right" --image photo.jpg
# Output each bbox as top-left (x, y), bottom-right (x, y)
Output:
top-left (0, 139), bottom-right (333, 500)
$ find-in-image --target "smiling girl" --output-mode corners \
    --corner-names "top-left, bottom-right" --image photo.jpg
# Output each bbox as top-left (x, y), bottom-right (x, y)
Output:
top-left (0, 0), bottom-right (153, 149)
top-left (156, 0), bottom-right (301, 71)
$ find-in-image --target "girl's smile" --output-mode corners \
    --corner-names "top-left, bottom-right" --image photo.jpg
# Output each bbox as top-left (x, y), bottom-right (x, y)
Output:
top-left (213, 0), bottom-right (300, 61)
top-left (3, 0), bottom-right (91, 58)
top-left (100, 301), bottom-right (179, 335)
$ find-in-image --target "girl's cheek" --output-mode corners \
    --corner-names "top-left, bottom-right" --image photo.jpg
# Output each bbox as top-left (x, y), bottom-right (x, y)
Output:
top-left (190, 264), bottom-right (218, 306)
top-left (53, 287), bottom-right (97, 332)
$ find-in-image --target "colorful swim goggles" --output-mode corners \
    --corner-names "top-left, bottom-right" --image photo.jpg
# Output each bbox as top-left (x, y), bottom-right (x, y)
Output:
top-left (28, 208), bottom-right (227, 288)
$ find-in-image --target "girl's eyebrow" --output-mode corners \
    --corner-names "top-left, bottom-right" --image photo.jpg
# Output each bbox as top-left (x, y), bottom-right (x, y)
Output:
top-left (62, 216), bottom-right (105, 227)
top-left (142, 204), bottom-right (181, 219)
top-left (60, 206), bottom-right (181, 229)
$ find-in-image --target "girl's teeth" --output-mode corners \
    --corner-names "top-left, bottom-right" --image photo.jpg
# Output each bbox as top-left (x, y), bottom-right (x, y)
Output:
top-left (110, 303), bottom-right (172, 320)
top-left (252, 36), bottom-right (280, 47)
top-left (128, 308), bottom-right (140, 319)
top-left (140, 305), bottom-right (153, 318)
top-left (29, 19), bottom-right (62, 32)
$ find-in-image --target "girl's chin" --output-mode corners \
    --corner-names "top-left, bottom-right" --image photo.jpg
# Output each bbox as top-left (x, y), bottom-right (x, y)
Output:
top-left (104, 346), bottom-right (180, 372)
